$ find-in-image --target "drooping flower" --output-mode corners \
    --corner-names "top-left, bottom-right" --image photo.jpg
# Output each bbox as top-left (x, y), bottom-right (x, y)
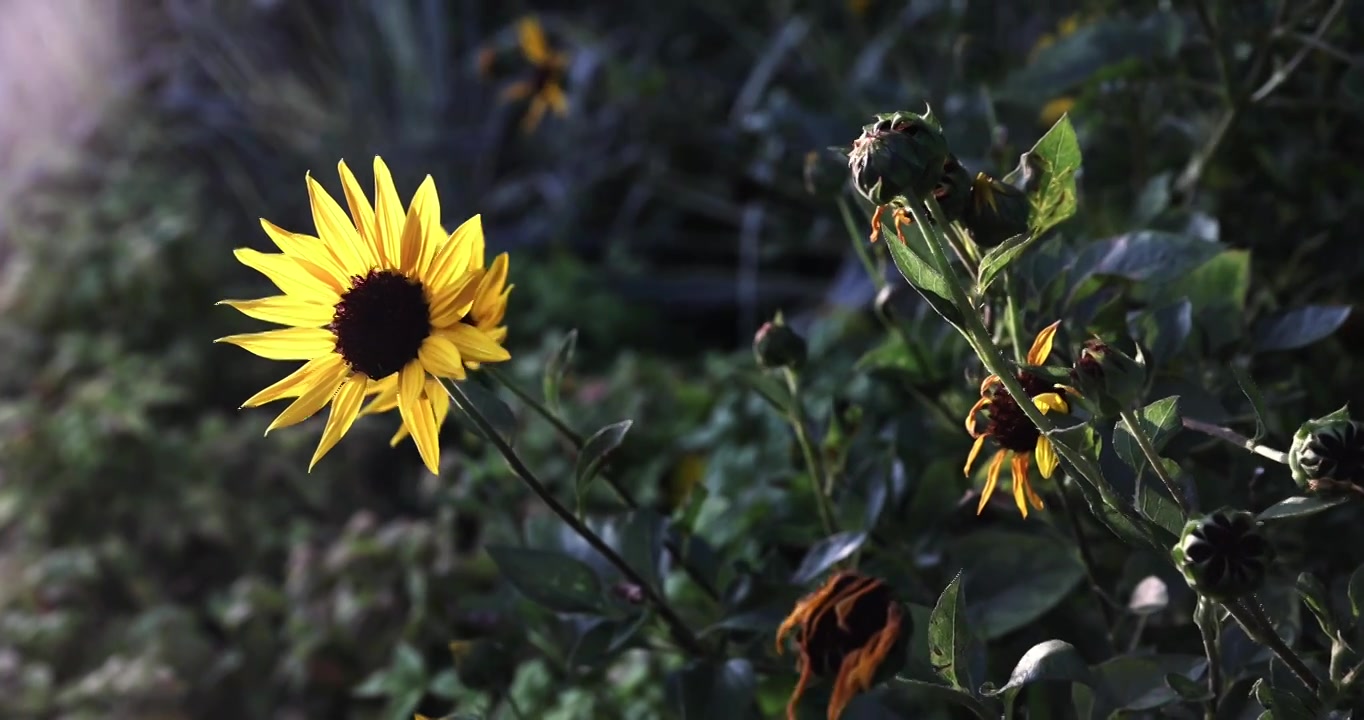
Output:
top-left (775, 572), bottom-right (905, 720)
top-left (215, 157), bottom-right (511, 474)
top-left (964, 321), bottom-right (1075, 517)
top-left (361, 230), bottom-right (512, 445)
top-left (498, 16), bottom-right (569, 133)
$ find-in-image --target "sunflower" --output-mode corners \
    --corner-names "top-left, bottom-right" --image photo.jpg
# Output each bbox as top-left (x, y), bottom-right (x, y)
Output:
top-left (499, 16), bottom-right (569, 133)
top-left (963, 321), bottom-right (1074, 517)
top-left (215, 157), bottom-right (511, 474)
top-left (361, 233), bottom-right (512, 446)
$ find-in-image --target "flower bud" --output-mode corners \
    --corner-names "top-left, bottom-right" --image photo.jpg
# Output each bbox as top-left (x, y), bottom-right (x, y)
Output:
top-left (1289, 406), bottom-right (1364, 492)
top-left (1171, 509), bottom-right (1271, 601)
top-left (1068, 338), bottom-right (1146, 417)
top-left (847, 110), bottom-right (951, 207)
top-left (962, 171), bottom-right (1030, 248)
top-left (804, 148), bottom-right (850, 198)
top-left (754, 313), bottom-right (807, 371)
top-left (932, 155), bottom-right (974, 225)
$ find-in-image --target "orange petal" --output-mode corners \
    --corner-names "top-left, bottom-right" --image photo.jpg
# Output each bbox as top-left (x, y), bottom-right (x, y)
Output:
top-left (965, 395), bottom-right (990, 436)
top-left (1011, 453), bottom-right (1032, 518)
top-left (963, 435), bottom-right (987, 476)
top-left (1026, 320), bottom-right (1062, 365)
top-left (977, 450), bottom-right (1006, 514)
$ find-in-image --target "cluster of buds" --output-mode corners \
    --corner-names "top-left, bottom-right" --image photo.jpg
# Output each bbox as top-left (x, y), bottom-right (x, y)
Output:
top-left (1289, 406), bottom-right (1364, 495)
top-left (830, 107), bottom-right (1031, 248)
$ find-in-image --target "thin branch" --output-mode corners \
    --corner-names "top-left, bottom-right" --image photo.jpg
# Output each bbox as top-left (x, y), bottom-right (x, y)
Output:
top-left (1181, 417), bottom-right (1289, 464)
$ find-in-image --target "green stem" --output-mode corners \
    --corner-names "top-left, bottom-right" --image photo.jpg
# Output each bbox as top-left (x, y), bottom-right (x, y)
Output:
top-left (1224, 596), bottom-right (1321, 693)
top-left (1182, 417), bottom-right (1289, 464)
top-left (1119, 408), bottom-right (1193, 516)
top-left (1195, 598), bottom-right (1222, 720)
top-left (484, 367), bottom-right (722, 602)
top-left (442, 379), bottom-right (707, 657)
top-left (909, 197), bottom-right (1120, 509)
top-left (839, 197), bottom-right (885, 291)
top-left (1002, 275), bottom-right (1026, 365)
top-left (783, 367), bottom-right (837, 535)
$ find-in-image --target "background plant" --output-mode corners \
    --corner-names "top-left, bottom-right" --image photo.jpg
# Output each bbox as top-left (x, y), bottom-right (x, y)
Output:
top-left (0, 0), bottom-right (1361, 718)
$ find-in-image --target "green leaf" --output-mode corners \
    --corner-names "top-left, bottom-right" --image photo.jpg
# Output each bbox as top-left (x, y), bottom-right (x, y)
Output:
top-left (1253, 305), bottom-right (1352, 353)
top-left (1231, 363), bottom-right (1271, 442)
top-left (791, 531), bottom-right (868, 586)
top-left (485, 545), bottom-right (606, 614)
top-left (892, 680), bottom-right (994, 719)
top-left (981, 640), bottom-right (1096, 696)
top-left (1114, 396), bottom-right (1182, 476)
top-left (1068, 474), bottom-right (1171, 551)
top-left (617, 510), bottom-right (666, 590)
top-left (1135, 300), bottom-right (1192, 369)
top-left (1001, 114), bottom-right (1081, 238)
top-left (453, 379), bottom-right (518, 443)
top-left (575, 420), bottom-right (633, 496)
top-left (1165, 671), bottom-right (1213, 702)
top-left (1296, 572), bottom-right (1337, 638)
top-left (883, 233), bottom-right (964, 329)
top-left (739, 370), bottom-right (792, 414)
top-left (543, 329), bottom-right (578, 411)
top-left (428, 668), bottom-right (460, 700)
top-left (667, 659), bottom-right (757, 720)
top-left (1000, 12), bottom-right (1183, 100)
top-left (951, 531), bottom-right (1085, 638)
top-left (571, 613), bottom-right (650, 667)
top-left (1079, 654), bottom-right (1206, 716)
top-left (1135, 466), bottom-right (1187, 538)
top-left (1074, 231), bottom-right (1222, 286)
top-left (1348, 564), bottom-right (1364, 621)
top-left (976, 232), bottom-right (1034, 294)
top-left (856, 335), bottom-right (924, 376)
top-left (1158, 249), bottom-right (1250, 351)
top-left (928, 572), bottom-right (981, 692)
top-left (1257, 495), bottom-right (1351, 522)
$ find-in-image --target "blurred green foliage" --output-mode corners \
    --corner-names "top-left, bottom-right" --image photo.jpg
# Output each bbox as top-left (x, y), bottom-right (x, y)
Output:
top-left (1, 0), bottom-right (1362, 718)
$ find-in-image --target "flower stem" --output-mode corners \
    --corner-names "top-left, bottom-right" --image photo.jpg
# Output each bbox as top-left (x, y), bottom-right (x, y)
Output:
top-left (1223, 596), bottom-right (1320, 693)
top-left (484, 366), bottom-right (722, 602)
top-left (1182, 417), bottom-right (1289, 464)
top-left (442, 378), bottom-right (707, 657)
top-left (782, 367), bottom-right (838, 535)
top-left (839, 197), bottom-right (885, 291)
top-left (1195, 597), bottom-right (1222, 719)
top-left (907, 198), bottom-right (1122, 510)
top-left (1119, 408), bottom-right (1193, 516)
top-left (1054, 482), bottom-right (1118, 645)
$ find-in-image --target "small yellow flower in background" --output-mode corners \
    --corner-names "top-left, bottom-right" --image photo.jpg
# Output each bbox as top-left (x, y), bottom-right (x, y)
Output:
top-left (1039, 96), bottom-right (1076, 127)
top-left (776, 572), bottom-right (903, 720)
top-left (215, 157), bottom-right (511, 475)
top-left (963, 321), bottom-right (1078, 518)
top-left (498, 16), bottom-right (569, 133)
top-left (847, 0), bottom-right (873, 17)
top-left (361, 230), bottom-right (512, 446)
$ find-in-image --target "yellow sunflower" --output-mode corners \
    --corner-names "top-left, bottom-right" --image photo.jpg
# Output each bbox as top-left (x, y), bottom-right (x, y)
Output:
top-left (963, 321), bottom-right (1075, 517)
top-left (215, 157), bottom-right (511, 475)
top-left (499, 16), bottom-right (569, 133)
top-left (361, 231), bottom-right (513, 446)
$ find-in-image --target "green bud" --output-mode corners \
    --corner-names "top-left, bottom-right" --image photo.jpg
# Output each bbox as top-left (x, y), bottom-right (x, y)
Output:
top-left (931, 155), bottom-right (974, 225)
top-left (1068, 338), bottom-right (1146, 418)
top-left (754, 313), bottom-right (807, 370)
top-left (1171, 509), bottom-right (1271, 601)
top-left (804, 148), bottom-right (850, 198)
top-left (962, 172), bottom-right (1030, 248)
top-left (846, 110), bottom-right (951, 207)
top-left (1288, 406), bottom-right (1364, 492)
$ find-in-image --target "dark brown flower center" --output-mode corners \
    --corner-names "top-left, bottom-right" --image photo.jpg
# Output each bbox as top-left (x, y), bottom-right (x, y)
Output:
top-left (985, 371), bottom-right (1055, 452)
top-left (329, 269), bottom-right (430, 379)
top-left (802, 575), bottom-right (894, 677)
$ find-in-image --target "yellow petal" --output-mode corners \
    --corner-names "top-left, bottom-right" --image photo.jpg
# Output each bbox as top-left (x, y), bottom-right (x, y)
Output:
top-left (399, 175), bottom-right (439, 276)
top-left (1011, 453), bottom-right (1031, 518)
top-left (241, 354), bottom-right (345, 407)
top-left (232, 248), bottom-right (339, 303)
top-left (521, 95), bottom-right (549, 133)
top-left (1032, 392), bottom-right (1068, 415)
top-left (440, 324), bottom-right (510, 363)
top-left (1026, 320), bottom-right (1062, 365)
top-left (338, 160), bottom-right (379, 260)
top-left (499, 80), bottom-right (534, 103)
top-left (264, 358), bottom-right (350, 433)
top-left (542, 83), bottom-right (569, 115)
top-left (417, 333), bottom-right (468, 379)
top-left (963, 435), bottom-right (986, 476)
top-left (466, 216), bottom-right (486, 272)
top-left (306, 172), bottom-right (371, 273)
top-left (217, 296), bottom-right (335, 327)
top-left (517, 16), bottom-right (549, 63)
top-left (472, 253), bottom-right (510, 318)
top-left (308, 373), bottom-right (367, 471)
top-left (428, 276), bottom-right (481, 328)
top-left (257, 219), bottom-right (348, 293)
top-left (1035, 437), bottom-right (1059, 478)
top-left (427, 215), bottom-right (481, 287)
top-left (216, 328), bottom-right (336, 360)
top-left (427, 377), bottom-right (451, 429)
top-left (372, 156), bottom-right (405, 271)
top-left (361, 375), bottom-right (400, 416)
top-left (398, 361), bottom-right (441, 474)
top-left (977, 450), bottom-right (1006, 515)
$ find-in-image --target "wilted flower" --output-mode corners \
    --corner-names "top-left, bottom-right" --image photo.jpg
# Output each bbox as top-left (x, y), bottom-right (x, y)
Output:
top-left (962, 172), bottom-right (1030, 248)
top-left (1289, 406), bottom-right (1364, 494)
top-left (755, 313), bottom-right (808, 370)
top-left (1172, 509), bottom-right (1271, 600)
top-left (965, 322), bottom-right (1078, 517)
top-left (776, 572), bottom-right (906, 720)
top-left (847, 110), bottom-right (950, 208)
top-left (215, 157), bottom-right (511, 474)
